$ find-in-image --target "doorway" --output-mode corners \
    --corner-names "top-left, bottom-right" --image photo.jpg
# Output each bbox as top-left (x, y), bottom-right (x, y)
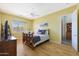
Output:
top-left (61, 15), bottom-right (72, 46)
top-left (61, 10), bottom-right (78, 51)
top-left (65, 23), bottom-right (72, 45)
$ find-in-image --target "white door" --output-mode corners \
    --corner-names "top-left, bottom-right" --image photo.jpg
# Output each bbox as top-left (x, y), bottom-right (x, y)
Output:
top-left (72, 9), bottom-right (78, 51)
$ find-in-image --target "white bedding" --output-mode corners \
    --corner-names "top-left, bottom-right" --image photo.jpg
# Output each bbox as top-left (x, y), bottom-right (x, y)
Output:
top-left (33, 31), bottom-right (49, 47)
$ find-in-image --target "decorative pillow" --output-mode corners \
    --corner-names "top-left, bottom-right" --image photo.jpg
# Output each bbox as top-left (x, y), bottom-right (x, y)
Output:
top-left (38, 30), bottom-right (46, 34)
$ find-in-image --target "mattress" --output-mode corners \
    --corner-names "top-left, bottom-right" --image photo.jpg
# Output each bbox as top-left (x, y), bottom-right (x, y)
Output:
top-left (33, 34), bottom-right (49, 47)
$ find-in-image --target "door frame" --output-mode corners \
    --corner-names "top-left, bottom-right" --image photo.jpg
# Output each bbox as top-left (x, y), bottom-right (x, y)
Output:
top-left (60, 14), bottom-right (72, 45)
top-left (60, 9), bottom-right (79, 52)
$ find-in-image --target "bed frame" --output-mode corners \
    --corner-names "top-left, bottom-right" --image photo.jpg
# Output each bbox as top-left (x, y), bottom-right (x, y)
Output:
top-left (23, 32), bottom-right (34, 48)
top-left (22, 30), bottom-right (49, 49)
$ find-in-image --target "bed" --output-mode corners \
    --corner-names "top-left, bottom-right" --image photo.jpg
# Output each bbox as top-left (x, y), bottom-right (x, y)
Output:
top-left (22, 29), bottom-right (49, 48)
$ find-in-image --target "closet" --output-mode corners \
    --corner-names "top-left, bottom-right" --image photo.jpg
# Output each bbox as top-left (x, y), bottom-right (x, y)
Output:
top-left (66, 23), bottom-right (72, 41)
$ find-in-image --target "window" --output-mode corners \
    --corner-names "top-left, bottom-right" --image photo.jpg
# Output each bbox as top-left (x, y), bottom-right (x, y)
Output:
top-left (12, 20), bottom-right (27, 32)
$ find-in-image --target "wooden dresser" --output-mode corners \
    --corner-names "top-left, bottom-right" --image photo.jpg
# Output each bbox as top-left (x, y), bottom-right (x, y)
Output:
top-left (0, 36), bottom-right (17, 56)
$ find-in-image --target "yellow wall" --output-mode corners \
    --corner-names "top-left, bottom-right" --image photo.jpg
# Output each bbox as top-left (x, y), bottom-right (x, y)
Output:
top-left (0, 12), bottom-right (1, 39)
top-left (77, 4), bottom-right (79, 51)
top-left (0, 12), bottom-right (33, 39)
top-left (33, 5), bottom-right (78, 44)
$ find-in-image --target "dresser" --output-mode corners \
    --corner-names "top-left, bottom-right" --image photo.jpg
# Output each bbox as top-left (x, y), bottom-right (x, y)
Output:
top-left (0, 36), bottom-right (17, 56)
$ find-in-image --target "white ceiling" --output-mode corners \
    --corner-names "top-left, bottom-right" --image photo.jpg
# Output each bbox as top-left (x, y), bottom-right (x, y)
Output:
top-left (0, 3), bottom-right (76, 19)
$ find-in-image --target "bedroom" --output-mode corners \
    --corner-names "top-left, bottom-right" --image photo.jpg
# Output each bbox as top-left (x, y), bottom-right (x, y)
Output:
top-left (0, 3), bottom-right (79, 56)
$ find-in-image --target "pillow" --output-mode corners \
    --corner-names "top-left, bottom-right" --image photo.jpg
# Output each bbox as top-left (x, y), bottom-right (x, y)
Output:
top-left (38, 30), bottom-right (46, 34)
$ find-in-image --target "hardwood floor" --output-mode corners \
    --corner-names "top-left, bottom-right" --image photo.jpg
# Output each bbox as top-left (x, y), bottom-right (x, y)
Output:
top-left (17, 39), bottom-right (79, 56)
